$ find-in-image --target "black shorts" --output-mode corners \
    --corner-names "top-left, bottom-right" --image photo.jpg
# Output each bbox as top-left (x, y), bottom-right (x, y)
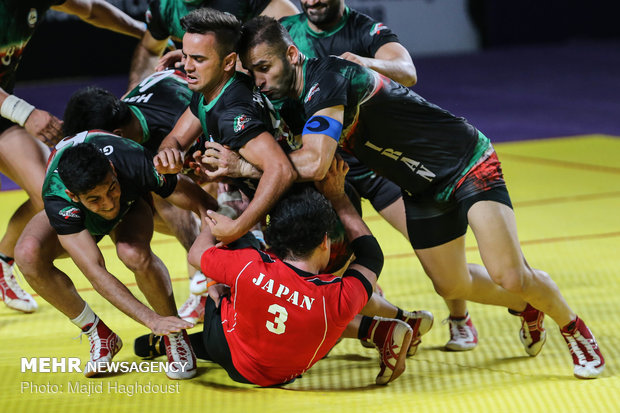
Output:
top-left (405, 151), bottom-right (513, 249)
top-left (194, 297), bottom-right (252, 384)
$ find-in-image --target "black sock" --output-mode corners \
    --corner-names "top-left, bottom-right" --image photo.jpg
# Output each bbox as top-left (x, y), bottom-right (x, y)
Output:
top-left (451, 312), bottom-right (468, 322)
top-left (357, 315), bottom-right (374, 340)
top-left (395, 308), bottom-right (404, 320)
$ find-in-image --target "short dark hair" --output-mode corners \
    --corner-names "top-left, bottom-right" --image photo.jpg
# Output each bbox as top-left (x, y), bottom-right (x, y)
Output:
top-left (238, 16), bottom-right (294, 60)
top-left (57, 142), bottom-right (112, 195)
top-left (264, 185), bottom-right (338, 260)
top-left (181, 8), bottom-right (241, 58)
top-left (63, 87), bottom-right (131, 137)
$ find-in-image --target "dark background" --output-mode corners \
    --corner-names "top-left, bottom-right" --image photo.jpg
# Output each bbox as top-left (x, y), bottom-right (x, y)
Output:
top-left (16, 0), bottom-right (620, 82)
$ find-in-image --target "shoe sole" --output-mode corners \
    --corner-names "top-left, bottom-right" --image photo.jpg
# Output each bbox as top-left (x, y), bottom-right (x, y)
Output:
top-left (167, 368), bottom-right (197, 380)
top-left (382, 326), bottom-right (413, 385)
top-left (3, 298), bottom-right (37, 313)
top-left (574, 364), bottom-right (605, 379)
top-left (445, 342), bottom-right (477, 352)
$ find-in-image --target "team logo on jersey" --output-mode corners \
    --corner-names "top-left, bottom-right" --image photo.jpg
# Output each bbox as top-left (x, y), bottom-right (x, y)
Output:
top-left (304, 83), bottom-right (320, 103)
top-left (370, 23), bottom-right (387, 36)
top-left (59, 207), bottom-right (81, 220)
top-left (233, 115), bottom-right (250, 133)
top-left (27, 8), bottom-right (38, 28)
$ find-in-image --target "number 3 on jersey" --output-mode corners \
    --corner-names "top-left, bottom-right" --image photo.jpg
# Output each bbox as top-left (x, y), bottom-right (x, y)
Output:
top-left (266, 304), bottom-right (288, 335)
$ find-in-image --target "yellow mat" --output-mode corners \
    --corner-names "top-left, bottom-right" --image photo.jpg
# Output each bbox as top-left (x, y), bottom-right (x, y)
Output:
top-left (1, 135), bottom-right (618, 412)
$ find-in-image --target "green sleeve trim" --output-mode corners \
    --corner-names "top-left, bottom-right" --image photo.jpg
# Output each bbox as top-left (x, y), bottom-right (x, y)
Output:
top-left (128, 106), bottom-right (150, 144)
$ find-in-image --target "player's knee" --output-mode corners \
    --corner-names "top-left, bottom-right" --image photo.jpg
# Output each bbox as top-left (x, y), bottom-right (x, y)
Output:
top-left (432, 279), bottom-right (467, 300)
top-left (489, 266), bottom-right (529, 294)
top-left (116, 243), bottom-right (151, 273)
top-left (14, 236), bottom-right (43, 280)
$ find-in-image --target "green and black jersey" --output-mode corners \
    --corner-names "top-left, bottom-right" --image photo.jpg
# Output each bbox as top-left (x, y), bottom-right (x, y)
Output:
top-left (146, 0), bottom-right (270, 42)
top-left (281, 57), bottom-right (489, 201)
top-left (42, 131), bottom-right (177, 237)
top-left (281, 7), bottom-right (402, 182)
top-left (0, 0), bottom-right (63, 93)
top-left (189, 72), bottom-right (292, 196)
top-left (122, 68), bottom-right (192, 154)
top-left (280, 7), bottom-right (399, 60)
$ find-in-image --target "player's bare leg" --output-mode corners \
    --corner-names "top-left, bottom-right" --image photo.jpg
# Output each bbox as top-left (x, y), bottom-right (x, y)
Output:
top-left (414, 235), bottom-right (527, 310)
top-left (378, 196), bottom-right (474, 348)
top-left (111, 198), bottom-right (177, 317)
top-left (468, 201), bottom-right (573, 324)
top-left (14, 211), bottom-right (85, 317)
top-left (0, 126), bottom-right (49, 257)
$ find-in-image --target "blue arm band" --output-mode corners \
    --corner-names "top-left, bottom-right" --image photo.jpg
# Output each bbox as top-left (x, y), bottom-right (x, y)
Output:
top-left (302, 115), bottom-right (343, 142)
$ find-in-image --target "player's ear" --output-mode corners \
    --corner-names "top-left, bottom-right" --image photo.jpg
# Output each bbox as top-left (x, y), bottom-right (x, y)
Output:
top-left (109, 161), bottom-right (117, 177)
top-left (286, 44), bottom-right (300, 65)
top-left (112, 127), bottom-right (123, 137)
top-left (65, 189), bottom-right (80, 203)
top-left (223, 51), bottom-right (237, 72)
top-left (320, 233), bottom-right (330, 251)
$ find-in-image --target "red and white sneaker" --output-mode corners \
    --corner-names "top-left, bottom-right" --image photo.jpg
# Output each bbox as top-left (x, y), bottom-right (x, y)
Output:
top-left (0, 256), bottom-right (37, 313)
top-left (403, 310), bottom-right (434, 357)
top-left (561, 316), bottom-right (605, 379)
top-left (444, 313), bottom-right (478, 351)
top-left (83, 317), bottom-right (123, 378)
top-left (164, 330), bottom-right (197, 380)
top-left (189, 271), bottom-right (208, 295)
top-left (512, 304), bottom-right (546, 356)
top-left (178, 293), bottom-right (207, 324)
top-left (369, 317), bottom-right (413, 385)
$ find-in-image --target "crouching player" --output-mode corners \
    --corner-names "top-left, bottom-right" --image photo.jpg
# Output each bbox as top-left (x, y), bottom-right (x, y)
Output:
top-left (136, 158), bottom-right (421, 385)
top-left (15, 130), bottom-right (218, 379)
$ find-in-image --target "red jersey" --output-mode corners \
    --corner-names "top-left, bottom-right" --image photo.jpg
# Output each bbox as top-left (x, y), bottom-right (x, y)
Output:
top-left (200, 246), bottom-right (371, 386)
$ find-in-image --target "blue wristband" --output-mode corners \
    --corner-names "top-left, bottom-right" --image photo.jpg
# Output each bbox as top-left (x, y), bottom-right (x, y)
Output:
top-left (302, 115), bottom-right (343, 142)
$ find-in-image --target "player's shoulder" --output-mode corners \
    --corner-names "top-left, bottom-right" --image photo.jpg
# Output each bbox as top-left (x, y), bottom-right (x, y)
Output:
top-left (280, 12), bottom-right (305, 28)
top-left (306, 56), bottom-right (354, 78)
top-left (220, 74), bottom-right (268, 112)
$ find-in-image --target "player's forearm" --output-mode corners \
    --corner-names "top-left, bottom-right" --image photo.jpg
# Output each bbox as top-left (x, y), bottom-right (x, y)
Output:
top-left (329, 193), bottom-right (372, 242)
top-left (235, 162), bottom-right (296, 235)
top-left (289, 145), bottom-right (332, 181)
top-left (166, 174), bottom-right (218, 219)
top-left (0, 88), bottom-right (36, 127)
top-left (77, 260), bottom-right (159, 328)
top-left (128, 44), bottom-right (164, 91)
top-left (367, 58), bottom-right (417, 87)
top-left (188, 228), bottom-right (215, 269)
top-left (57, 0), bottom-right (145, 39)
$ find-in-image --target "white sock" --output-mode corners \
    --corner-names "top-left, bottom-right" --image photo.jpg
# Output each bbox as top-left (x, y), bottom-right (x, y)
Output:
top-left (70, 302), bottom-right (98, 331)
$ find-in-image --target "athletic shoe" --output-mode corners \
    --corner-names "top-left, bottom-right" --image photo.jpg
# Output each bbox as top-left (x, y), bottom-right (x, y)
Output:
top-left (369, 317), bottom-right (413, 385)
top-left (512, 304), bottom-right (546, 356)
top-left (134, 333), bottom-right (165, 358)
top-left (164, 330), bottom-right (197, 380)
top-left (403, 310), bottom-right (434, 356)
top-left (189, 271), bottom-right (208, 295)
top-left (0, 256), bottom-right (38, 313)
top-left (82, 317), bottom-right (123, 378)
top-left (561, 316), bottom-right (605, 379)
top-left (444, 313), bottom-right (478, 351)
top-left (178, 293), bottom-right (207, 324)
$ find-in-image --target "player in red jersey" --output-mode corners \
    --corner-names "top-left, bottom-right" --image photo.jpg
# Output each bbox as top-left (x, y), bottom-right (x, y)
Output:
top-left (135, 158), bottom-right (419, 386)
